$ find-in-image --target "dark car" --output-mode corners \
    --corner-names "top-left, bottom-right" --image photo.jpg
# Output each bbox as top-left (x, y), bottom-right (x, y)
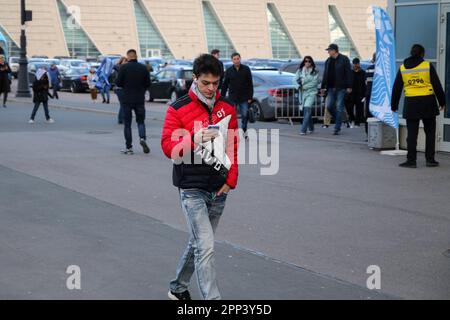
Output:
top-left (60, 68), bottom-right (89, 93)
top-left (246, 59), bottom-right (287, 71)
top-left (148, 66), bottom-right (193, 103)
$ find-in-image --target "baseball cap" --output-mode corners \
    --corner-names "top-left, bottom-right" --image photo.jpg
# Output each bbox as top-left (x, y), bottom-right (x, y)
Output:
top-left (326, 44), bottom-right (339, 51)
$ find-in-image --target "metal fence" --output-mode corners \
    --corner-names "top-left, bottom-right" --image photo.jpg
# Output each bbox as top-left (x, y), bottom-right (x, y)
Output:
top-left (273, 88), bottom-right (325, 125)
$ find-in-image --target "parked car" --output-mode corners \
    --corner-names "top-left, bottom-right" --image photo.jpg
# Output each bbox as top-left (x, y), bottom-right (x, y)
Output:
top-left (28, 62), bottom-right (51, 85)
top-left (60, 59), bottom-right (89, 69)
top-left (31, 55), bottom-right (49, 59)
top-left (148, 66), bottom-right (193, 103)
top-left (246, 58), bottom-right (287, 71)
top-left (54, 56), bottom-right (71, 60)
top-left (166, 59), bottom-right (193, 67)
top-left (138, 59), bottom-right (160, 74)
top-left (8, 57), bottom-right (19, 78)
top-left (248, 70), bottom-right (321, 121)
top-left (60, 68), bottom-right (89, 93)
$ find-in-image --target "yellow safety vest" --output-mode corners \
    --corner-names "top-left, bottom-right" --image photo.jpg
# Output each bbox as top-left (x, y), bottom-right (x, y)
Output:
top-left (400, 61), bottom-right (434, 97)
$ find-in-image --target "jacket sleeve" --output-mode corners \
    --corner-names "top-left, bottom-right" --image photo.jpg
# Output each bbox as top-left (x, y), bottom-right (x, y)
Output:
top-left (225, 107), bottom-right (239, 189)
top-left (247, 67), bottom-right (254, 100)
top-left (293, 70), bottom-right (301, 88)
top-left (144, 68), bottom-right (151, 88)
top-left (391, 69), bottom-right (404, 112)
top-left (344, 57), bottom-right (353, 89)
top-left (430, 64), bottom-right (446, 107)
top-left (221, 69), bottom-right (229, 97)
top-left (161, 106), bottom-right (195, 160)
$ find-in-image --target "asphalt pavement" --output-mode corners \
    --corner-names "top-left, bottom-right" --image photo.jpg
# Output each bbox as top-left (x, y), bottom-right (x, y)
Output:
top-left (0, 91), bottom-right (449, 299)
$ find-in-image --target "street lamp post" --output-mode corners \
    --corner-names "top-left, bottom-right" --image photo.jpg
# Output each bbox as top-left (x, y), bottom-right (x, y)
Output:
top-left (16, 0), bottom-right (32, 98)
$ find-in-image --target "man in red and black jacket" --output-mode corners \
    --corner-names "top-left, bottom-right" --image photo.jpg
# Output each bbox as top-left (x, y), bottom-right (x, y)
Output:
top-left (161, 54), bottom-right (239, 300)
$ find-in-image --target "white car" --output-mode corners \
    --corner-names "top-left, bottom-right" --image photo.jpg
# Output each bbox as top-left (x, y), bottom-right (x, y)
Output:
top-left (9, 57), bottom-right (20, 78)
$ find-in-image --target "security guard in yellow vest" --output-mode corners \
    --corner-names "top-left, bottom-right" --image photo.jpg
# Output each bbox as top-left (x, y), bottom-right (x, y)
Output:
top-left (392, 44), bottom-right (445, 168)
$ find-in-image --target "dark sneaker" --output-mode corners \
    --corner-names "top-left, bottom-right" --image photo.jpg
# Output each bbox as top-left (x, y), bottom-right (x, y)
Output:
top-left (168, 290), bottom-right (191, 301)
top-left (399, 161), bottom-right (417, 168)
top-left (121, 148), bottom-right (134, 155)
top-left (426, 160), bottom-right (439, 167)
top-left (140, 139), bottom-right (150, 154)
top-left (333, 130), bottom-right (340, 135)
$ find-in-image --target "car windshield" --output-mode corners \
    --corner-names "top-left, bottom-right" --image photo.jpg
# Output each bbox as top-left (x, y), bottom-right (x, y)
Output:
top-left (70, 61), bottom-right (85, 67)
top-left (32, 63), bottom-right (50, 70)
top-left (67, 68), bottom-right (88, 75)
top-left (11, 58), bottom-right (19, 63)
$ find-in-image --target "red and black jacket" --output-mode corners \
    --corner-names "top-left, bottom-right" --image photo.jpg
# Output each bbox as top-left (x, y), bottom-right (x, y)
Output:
top-left (161, 89), bottom-right (239, 192)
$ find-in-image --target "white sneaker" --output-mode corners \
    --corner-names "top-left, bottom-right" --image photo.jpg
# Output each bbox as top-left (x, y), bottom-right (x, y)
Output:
top-left (28, 119), bottom-right (34, 124)
top-left (47, 118), bottom-right (55, 124)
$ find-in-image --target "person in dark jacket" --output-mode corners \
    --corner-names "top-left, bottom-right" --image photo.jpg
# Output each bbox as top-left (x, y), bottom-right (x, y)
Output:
top-left (345, 58), bottom-right (366, 128)
top-left (364, 53), bottom-right (376, 135)
top-left (112, 56), bottom-right (128, 124)
top-left (320, 44), bottom-right (353, 135)
top-left (48, 64), bottom-right (61, 100)
top-left (0, 54), bottom-right (11, 108)
top-left (161, 54), bottom-right (238, 300)
top-left (210, 49), bottom-right (224, 89)
top-left (392, 44), bottom-right (445, 168)
top-left (221, 52), bottom-right (253, 138)
top-left (29, 68), bottom-right (54, 123)
top-left (115, 49), bottom-right (151, 155)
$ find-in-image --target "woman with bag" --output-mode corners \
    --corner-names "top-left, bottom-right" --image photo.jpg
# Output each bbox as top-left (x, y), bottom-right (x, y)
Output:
top-left (29, 68), bottom-right (54, 124)
top-left (294, 56), bottom-right (320, 135)
top-left (0, 54), bottom-right (12, 108)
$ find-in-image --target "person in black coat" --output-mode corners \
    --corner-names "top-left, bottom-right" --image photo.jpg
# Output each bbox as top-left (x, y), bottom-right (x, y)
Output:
top-left (29, 69), bottom-right (54, 123)
top-left (221, 52), bottom-right (253, 138)
top-left (345, 58), bottom-right (366, 127)
top-left (391, 44), bottom-right (445, 168)
top-left (211, 49), bottom-right (224, 90)
top-left (0, 54), bottom-right (11, 108)
top-left (115, 49), bottom-right (151, 155)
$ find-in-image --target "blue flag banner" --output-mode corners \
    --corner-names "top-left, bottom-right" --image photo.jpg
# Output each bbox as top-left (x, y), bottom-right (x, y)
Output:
top-left (94, 57), bottom-right (114, 90)
top-left (370, 6), bottom-right (399, 129)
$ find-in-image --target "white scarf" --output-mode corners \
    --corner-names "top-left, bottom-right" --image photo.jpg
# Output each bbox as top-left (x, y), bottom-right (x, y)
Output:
top-left (191, 81), bottom-right (216, 110)
top-left (36, 68), bottom-right (47, 81)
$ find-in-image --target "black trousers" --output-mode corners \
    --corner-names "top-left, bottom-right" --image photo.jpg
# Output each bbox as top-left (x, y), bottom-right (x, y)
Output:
top-left (345, 97), bottom-right (364, 125)
top-left (30, 101), bottom-right (50, 120)
top-left (406, 117), bottom-right (436, 162)
top-left (123, 103), bottom-right (146, 149)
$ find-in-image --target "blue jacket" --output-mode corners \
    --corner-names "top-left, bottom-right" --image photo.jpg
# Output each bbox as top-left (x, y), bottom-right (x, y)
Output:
top-left (48, 67), bottom-right (60, 86)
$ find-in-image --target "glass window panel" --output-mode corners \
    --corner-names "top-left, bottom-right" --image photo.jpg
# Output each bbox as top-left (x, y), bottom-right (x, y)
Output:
top-left (0, 24), bottom-right (20, 58)
top-left (267, 4), bottom-right (300, 60)
top-left (202, 1), bottom-right (235, 59)
top-left (57, 0), bottom-right (101, 59)
top-left (395, 4), bottom-right (437, 60)
top-left (328, 6), bottom-right (359, 59)
top-left (134, 0), bottom-right (173, 59)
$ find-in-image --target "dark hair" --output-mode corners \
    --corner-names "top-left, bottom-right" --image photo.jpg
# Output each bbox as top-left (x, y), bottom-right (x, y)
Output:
top-left (193, 54), bottom-right (222, 77)
top-left (127, 49), bottom-right (137, 55)
top-left (352, 58), bottom-right (360, 64)
top-left (299, 56), bottom-right (317, 74)
top-left (211, 49), bottom-right (220, 55)
top-left (410, 44), bottom-right (425, 58)
top-left (231, 52), bottom-right (240, 59)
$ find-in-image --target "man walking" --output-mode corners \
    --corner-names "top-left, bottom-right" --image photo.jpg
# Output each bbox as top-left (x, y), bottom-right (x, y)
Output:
top-left (115, 49), bottom-right (151, 154)
top-left (364, 53), bottom-right (376, 135)
top-left (221, 52), bottom-right (253, 139)
top-left (161, 54), bottom-right (239, 300)
top-left (320, 44), bottom-right (353, 135)
top-left (391, 44), bottom-right (445, 168)
top-left (345, 58), bottom-right (366, 128)
top-left (210, 49), bottom-right (224, 89)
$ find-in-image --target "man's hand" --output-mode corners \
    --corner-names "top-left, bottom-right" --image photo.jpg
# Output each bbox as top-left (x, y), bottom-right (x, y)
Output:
top-left (320, 89), bottom-right (327, 96)
top-left (439, 106), bottom-right (445, 112)
top-left (346, 88), bottom-right (353, 94)
top-left (194, 128), bottom-right (220, 144)
top-left (248, 99), bottom-right (253, 104)
top-left (217, 184), bottom-right (231, 196)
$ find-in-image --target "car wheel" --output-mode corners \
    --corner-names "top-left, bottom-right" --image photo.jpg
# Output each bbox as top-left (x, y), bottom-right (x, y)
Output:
top-left (70, 83), bottom-right (79, 93)
top-left (169, 91), bottom-right (178, 104)
top-left (251, 101), bottom-right (265, 121)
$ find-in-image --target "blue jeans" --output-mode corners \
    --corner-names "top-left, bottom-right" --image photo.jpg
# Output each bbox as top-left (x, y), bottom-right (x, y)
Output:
top-left (101, 84), bottom-right (111, 101)
top-left (170, 188), bottom-right (228, 300)
top-left (235, 101), bottom-right (249, 132)
top-left (115, 88), bottom-right (124, 123)
top-left (123, 103), bottom-right (146, 149)
top-left (326, 88), bottom-right (346, 132)
top-left (301, 107), bottom-right (314, 134)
